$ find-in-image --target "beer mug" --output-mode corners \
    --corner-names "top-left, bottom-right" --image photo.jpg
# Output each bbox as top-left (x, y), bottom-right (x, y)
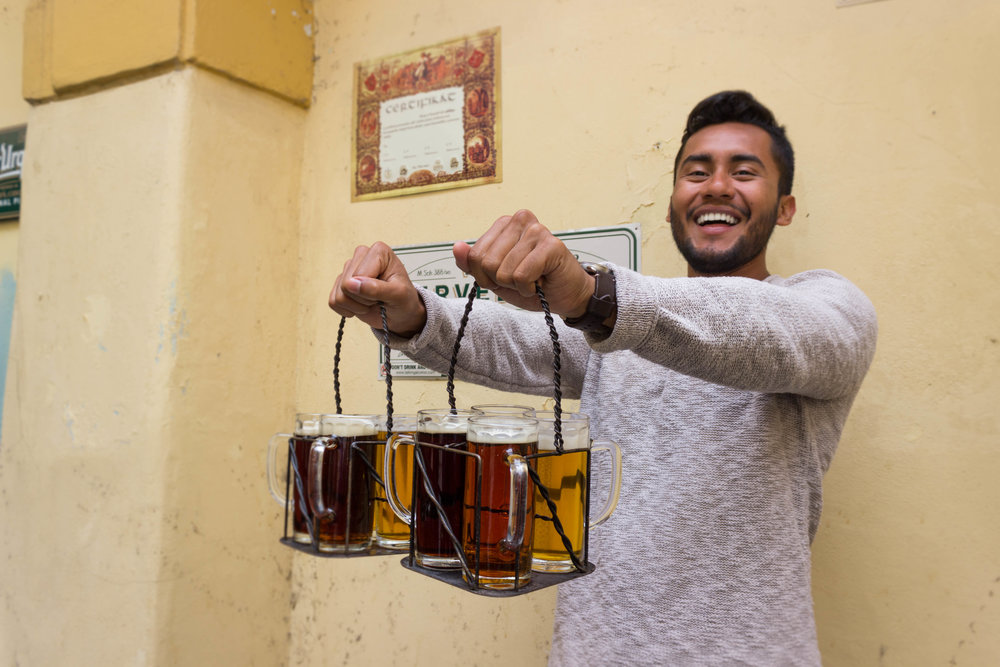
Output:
top-left (267, 413), bottom-right (326, 544)
top-left (306, 413), bottom-right (381, 553)
top-left (471, 404), bottom-right (536, 416)
top-left (463, 414), bottom-right (538, 589)
top-left (374, 413), bottom-right (417, 550)
top-left (385, 408), bottom-right (477, 569)
top-left (531, 411), bottom-right (622, 573)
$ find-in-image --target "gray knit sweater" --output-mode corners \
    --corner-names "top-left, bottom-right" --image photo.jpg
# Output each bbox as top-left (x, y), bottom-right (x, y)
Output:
top-left (386, 265), bottom-right (878, 666)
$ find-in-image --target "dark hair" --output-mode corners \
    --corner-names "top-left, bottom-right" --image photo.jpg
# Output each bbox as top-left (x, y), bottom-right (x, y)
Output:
top-left (673, 90), bottom-right (795, 196)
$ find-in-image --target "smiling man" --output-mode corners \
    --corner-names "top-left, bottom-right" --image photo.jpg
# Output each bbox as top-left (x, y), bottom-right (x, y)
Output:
top-left (330, 90), bottom-right (878, 665)
top-left (669, 93), bottom-right (797, 280)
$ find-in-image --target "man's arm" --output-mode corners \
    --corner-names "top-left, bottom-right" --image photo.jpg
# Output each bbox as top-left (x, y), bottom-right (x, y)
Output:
top-left (326, 229), bottom-right (592, 397)
top-left (593, 267), bottom-right (878, 400)
top-left (386, 290), bottom-right (592, 399)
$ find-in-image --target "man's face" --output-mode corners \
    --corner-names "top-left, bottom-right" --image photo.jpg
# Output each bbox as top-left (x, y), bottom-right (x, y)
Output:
top-left (669, 122), bottom-right (795, 279)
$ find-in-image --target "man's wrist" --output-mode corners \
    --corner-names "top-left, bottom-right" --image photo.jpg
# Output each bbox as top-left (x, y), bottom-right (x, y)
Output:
top-left (564, 274), bottom-right (596, 319)
top-left (387, 290), bottom-right (428, 339)
top-left (562, 262), bottom-right (617, 336)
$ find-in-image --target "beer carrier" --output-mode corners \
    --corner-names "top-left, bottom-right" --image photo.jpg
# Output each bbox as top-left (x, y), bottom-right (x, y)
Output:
top-left (273, 283), bottom-right (601, 596)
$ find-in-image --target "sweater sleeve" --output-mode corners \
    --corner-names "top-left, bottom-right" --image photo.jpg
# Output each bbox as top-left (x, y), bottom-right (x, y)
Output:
top-left (588, 266), bottom-right (878, 399)
top-left (381, 288), bottom-right (592, 399)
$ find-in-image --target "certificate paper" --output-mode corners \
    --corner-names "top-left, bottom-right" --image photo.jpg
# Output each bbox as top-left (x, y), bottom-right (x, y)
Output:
top-left (352, 28), bottom-right (501, 201)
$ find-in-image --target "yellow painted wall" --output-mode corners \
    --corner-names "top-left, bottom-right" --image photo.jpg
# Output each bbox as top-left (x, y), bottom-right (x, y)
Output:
top-left (1, 0), bottom-right (998, 665)
top-left (1, 1), bottom-right (32, 126)
top-left (2, 1), bottom-right (307, 665)
top-left (1, 68), bottom-right (306, 665)
top-left (294, 1), bottom-right (999, 665)
top-left (23, 0), bottom-right (315, 105)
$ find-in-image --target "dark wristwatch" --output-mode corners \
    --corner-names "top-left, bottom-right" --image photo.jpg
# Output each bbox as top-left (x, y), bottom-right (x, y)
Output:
top-left (562, 262), bottom-right (617, 337)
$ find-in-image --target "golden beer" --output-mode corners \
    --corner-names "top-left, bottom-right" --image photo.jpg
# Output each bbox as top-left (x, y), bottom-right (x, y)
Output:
top-left (532, 448), bottom-right (588, 570)
top-left (531, 412), bottom-right (621, 573)
top-left (375, 414), bottom-right (417, 550)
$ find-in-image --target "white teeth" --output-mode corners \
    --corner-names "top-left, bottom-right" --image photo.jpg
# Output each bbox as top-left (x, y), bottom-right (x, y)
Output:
top-left (696, 212), bottom-right (738, 225)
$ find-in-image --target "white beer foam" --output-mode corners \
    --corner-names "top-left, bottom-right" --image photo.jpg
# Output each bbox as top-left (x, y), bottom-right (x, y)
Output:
top-left (469, 431), bottom-right (537, 445)
top-left (419, 421), bottom-right (469, 434)
top-left (538, 426), bottom-right (590, 451)
top-left (381, 413), bottom-right (418, 430)
top-left (298, 420), bottom-right (322, 436)
top-left (325, 421), bottom-right (378, 438)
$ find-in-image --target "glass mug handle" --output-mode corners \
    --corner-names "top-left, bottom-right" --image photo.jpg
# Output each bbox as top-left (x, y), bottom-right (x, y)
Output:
top-left (590, 439), bottom-right (622, 528)
top-left (266, 433), bottom-right (294, 505)
top-left (383, 433), bottom-right (413, 525)
top-left (501, 454), bottom-right (530, 553)
top-left (307, 437), bottom-right (338, 518)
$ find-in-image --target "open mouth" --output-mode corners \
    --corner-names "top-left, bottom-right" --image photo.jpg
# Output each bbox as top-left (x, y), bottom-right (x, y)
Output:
top-left (696, 212), bottom-right (739, 226)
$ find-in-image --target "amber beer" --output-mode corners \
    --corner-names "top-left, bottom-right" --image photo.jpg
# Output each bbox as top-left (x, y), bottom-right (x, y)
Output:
top-left (531, 412), bottom-right (621, 573)
top-left (374, 414), bottom-right (417, 550)
top-left (308, 414), bottom-right (381, 553)
top-left (463, 415), bottom-right (538, 589)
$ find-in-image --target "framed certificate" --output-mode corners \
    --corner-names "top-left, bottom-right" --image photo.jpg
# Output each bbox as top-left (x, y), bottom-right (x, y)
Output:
top-left (351, 28), bottom-right (501, 201)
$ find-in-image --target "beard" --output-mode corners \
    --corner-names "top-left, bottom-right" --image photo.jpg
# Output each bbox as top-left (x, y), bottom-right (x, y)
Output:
top-left (670, 201), bottom-right (779, 275)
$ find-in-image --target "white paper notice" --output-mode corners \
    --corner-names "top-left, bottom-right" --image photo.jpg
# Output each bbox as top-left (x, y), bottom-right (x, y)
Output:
top-left (379, 86), bottom-right (465, 183)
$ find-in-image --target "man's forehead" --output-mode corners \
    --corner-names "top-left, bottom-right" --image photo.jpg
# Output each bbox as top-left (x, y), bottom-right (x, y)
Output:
top-left (680, 122), bottom-right (774, 163)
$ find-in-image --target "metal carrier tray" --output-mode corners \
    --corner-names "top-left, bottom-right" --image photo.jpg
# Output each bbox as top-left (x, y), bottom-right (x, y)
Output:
top-left (399, 555), bottom-right (595, 597)
top-left (278, 537), bottom-right (408, 558)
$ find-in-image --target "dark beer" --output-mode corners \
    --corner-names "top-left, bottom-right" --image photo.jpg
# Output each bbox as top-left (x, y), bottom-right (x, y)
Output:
top-left (289, 435), bottom-right (318, 544)
top-left (463, 418), bottom-right (538, 589)
top-left (311, 420), bottom-right (380, 553)
top-left (267, 414), bottom-right (326, 545)
top-left (413, 427), bottom-right (469, 568)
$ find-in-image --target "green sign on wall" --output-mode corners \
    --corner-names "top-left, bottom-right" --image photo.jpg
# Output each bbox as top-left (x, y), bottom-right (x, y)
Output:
top-left (0, 125), bottom-right (26, 221)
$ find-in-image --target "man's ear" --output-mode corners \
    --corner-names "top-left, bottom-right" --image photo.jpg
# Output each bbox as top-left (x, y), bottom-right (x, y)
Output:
top-left (776, 195), bottom-right (796, 227)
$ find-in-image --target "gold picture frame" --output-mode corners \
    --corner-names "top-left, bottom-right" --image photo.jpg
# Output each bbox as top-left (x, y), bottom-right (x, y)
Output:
top-left (351, 27), bottom-right (501, 201)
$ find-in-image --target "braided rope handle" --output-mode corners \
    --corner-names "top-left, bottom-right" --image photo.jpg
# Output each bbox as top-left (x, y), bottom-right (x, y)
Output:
top-left (380, 305), bottom-right (393, 434)
top-left (333, 317), bottom-right (346, 414)
top-left (446, 285), bottom-right (479, 412)
top-left (439, 283), bottom-right (589, 572)
top-left (332, 306), bottom-right (394, 432)
top-left (446, 282), bottom-right (563, 449)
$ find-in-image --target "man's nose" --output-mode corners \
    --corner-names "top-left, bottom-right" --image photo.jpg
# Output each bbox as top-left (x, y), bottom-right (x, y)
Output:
top-left (705, 170), bottom-right (734, 198)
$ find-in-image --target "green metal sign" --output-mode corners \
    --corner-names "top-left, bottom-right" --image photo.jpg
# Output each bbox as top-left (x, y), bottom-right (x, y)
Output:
top-left (0, 125), bottom-right (26, 221)
top-left (384, 223), bottom-right (642, 378)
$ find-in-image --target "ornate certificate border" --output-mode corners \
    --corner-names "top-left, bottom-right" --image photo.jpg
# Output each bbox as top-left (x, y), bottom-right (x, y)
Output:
top-left (351, 27), bottom-right (501, 201)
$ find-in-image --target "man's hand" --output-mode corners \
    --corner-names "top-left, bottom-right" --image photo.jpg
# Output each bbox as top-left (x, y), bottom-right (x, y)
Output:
top-left (329, 242), bottom-right (427, 337)
top-left (453, 209), bottom-right (595, 318)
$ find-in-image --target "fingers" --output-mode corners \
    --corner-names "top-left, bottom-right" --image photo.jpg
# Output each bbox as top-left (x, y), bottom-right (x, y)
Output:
top-left (455, 210), bottom-right (586, 312)
top-left (329, 242), bottom-right (425, 334)
top-left (464, 210), bottom-right (542, 292)
top-left (329, 245), bottom-right (382, 316)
